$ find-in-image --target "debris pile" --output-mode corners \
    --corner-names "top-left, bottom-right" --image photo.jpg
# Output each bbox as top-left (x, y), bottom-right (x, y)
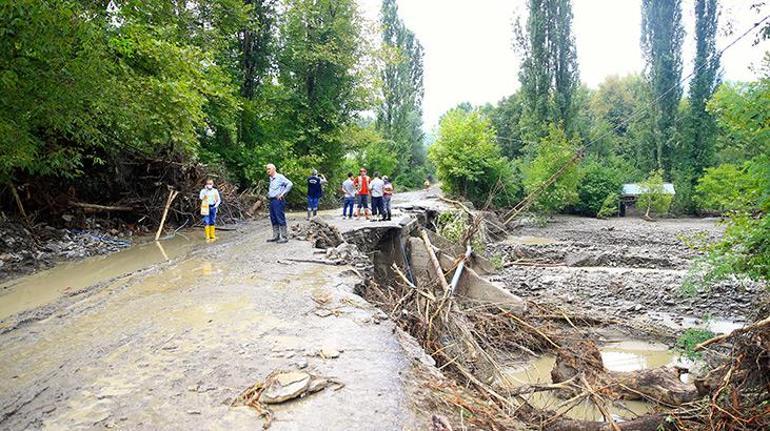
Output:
top-left (289, 218), bottom-right (344, 248)
top-left (0, 220), bottom-right (131, 279)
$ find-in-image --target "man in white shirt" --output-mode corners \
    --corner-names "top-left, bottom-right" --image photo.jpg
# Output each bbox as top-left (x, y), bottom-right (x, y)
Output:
top-left (341, 172), bottom-right (356, 219)
top-left (369, 172), bottom-right (385, 222)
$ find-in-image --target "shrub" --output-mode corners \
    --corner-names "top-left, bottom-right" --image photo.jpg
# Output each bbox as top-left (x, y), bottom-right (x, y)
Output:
top-left (695, 162), bottom-right (765, 213)
top-left (428, 108), bottom-right (520, 207)
top-left (596, 193), bottom-right (619, 219)
top-left (521, 125), bottom-right (583, 213)
top-left (574, 158), bottom-right (624, 216)
top-left (676, 327), bottom-right (715, 360)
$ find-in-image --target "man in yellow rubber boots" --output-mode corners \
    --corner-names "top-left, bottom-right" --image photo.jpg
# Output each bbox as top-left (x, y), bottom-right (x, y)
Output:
top-left (199, 178), bottom-right (221, 240)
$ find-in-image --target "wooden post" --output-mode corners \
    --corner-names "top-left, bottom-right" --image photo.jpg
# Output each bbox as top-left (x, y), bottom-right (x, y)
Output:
top-left (155, 189), bottom-right (179, 241)
top-left (7, 182), bottom-right (30, 225)
top-left (420, 229), bottom-right (450, 293)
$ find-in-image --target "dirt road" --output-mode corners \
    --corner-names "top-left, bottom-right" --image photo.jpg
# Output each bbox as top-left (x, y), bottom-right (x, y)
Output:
top-left (0, 217), bottom-right (424, 430)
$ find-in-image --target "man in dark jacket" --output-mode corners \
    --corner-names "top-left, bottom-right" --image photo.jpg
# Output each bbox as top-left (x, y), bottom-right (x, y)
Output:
top-left (306, 169), bottom-right (327, 219)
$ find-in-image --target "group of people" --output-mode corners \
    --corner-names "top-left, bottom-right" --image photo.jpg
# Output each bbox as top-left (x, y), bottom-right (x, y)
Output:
top-left (199, 164), bottom-right (396, 244)
top-left (341, 168), bottom-right (394, 221)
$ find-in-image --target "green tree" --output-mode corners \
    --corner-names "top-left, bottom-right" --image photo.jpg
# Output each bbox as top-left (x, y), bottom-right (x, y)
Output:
top-left (428, 109), bottom-right (519, 207)
top-left (376, 0), bottom-right (426, 187)
top-left (638, 169), bottom-right (673, 218)
top-left (520, 125), bottom-right (582, 213)
top-left (641, 0), bottom-right (684, 173)
top-left (695, 162), bottom-right (766, 213)
top-left (515, 0), bottom-right (580, 139)
top-left (487, 93), bottom-right (526, 159)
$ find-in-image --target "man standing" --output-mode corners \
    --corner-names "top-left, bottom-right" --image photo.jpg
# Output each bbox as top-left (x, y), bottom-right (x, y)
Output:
top-left (370, 172), bottom-right (385, 222)
top-left (341, 172), bottom-right (356, 219)
top-left (382, 176), bottom-right (394, 221)
top-left (266, 163), bottom-right (293, 243)
top-left (353, 167), bottom-right (371, 220)
top-left (306, 169), bottom-right (327, 220)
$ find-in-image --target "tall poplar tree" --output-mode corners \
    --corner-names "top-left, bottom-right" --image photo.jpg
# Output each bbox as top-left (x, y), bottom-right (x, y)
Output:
top-left (376, 0), bottom-right (425, 182)
top-left (686, 0), bottom-right (720, 177)
top-left (515, 0), bottom-right (579, 142)
top-left (641, 0), bottom-right (685, 174)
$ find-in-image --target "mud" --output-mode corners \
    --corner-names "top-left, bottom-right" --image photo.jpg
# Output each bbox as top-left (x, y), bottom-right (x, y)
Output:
top-left (0, 216), bottom-right (427, 430)
top-left (491, 216), bottom-right (765, 332)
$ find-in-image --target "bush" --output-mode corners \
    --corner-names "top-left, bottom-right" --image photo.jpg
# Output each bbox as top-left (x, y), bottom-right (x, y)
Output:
top-left (521, 125), bottom-right (582, 213)
top-left (574, 158), bottom-right (624, 216)
top-left (428, 108), bottom-right (521, 207)
top-left (695, 162), bottom-right (765, 213)
top-left (676, 327), bottom-right (715, 360)
top-left (596, 193), bottom-right (619, 218)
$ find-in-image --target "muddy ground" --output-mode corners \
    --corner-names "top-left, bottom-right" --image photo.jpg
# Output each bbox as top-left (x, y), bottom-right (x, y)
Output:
top-left (1, 190), bottom-right (765, 430)
top-left (0, 213), bottom-right (433, 430)
top-left (491, 216), bottom-right (766, 335)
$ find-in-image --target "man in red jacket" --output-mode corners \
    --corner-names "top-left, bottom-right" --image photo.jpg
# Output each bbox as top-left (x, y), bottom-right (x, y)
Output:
top-left (353, 167), bottom-right (371, 220)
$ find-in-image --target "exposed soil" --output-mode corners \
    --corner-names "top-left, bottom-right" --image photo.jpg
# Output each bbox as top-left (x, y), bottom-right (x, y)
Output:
top-left (490, 216), bottom-right (766, 334)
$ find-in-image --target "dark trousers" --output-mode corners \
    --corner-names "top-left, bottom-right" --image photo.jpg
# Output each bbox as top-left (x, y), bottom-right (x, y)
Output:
top-left (269, 198), bottom-right (286, 226)
top-left (343, 197), bottom-right (355, 217)
top-left (371, 196), bottom-right (385, 219)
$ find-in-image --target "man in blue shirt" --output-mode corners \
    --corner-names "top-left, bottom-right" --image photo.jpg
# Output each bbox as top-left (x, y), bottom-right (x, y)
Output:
top-left (266, 163), bottom-right (293, 243)
top-left (306, 169), bottom-right (327, 220)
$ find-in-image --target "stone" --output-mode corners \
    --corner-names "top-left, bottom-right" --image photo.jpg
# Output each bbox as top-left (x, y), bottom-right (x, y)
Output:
top-left (259, 371), bottom-right (312, 404)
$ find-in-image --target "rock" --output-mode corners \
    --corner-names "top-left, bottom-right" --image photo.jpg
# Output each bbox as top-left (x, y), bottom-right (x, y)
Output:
top-left (257, 371), bottom-right (333, 404)
top-left (314, 309), bottom-right (333, 318)
top-left (318, 348), bottom-right (340, 359)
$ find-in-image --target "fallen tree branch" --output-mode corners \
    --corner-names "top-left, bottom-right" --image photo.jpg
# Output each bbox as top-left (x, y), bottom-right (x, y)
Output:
top-left (420, 229), bottom-right (451, 293)
top-left (155, 189), bottom-right (179, 241)
top-left (695, 314), bottom-right (769, 351)
top-left (70, 201), bottom-right (134, 212)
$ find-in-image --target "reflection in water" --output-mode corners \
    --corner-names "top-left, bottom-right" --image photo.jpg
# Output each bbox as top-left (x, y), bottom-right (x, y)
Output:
top-left (0, 233), bottom-right (206, 320)
top-left (499, 340), bottom-right (683, 422)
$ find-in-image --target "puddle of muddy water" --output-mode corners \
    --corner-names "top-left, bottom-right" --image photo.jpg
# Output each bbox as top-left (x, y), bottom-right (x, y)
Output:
top-left (0, 233), bottom-right (211, 321)
top-left (499, 340), bottom-right (686, 422)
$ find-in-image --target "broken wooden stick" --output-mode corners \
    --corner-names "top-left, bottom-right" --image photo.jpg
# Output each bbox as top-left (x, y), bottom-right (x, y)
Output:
top-left (7, 181), bottom-right (30, 225)
top-left (420, 229), bottom-right (451, 293)
top-left (155, 189), bottom-right (179, 241)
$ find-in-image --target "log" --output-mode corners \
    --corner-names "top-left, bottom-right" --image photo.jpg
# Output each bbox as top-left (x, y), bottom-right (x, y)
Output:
top-left (154, 189), bottom-right (179, 241)
top-left (695, 314), bottom-right (769, 351)
top-left (551, 340), bottom-right (698, 406)
top-left (420, 229), bottom-right (450, 293)
top-left (70, 201), bottom-right (134, 212)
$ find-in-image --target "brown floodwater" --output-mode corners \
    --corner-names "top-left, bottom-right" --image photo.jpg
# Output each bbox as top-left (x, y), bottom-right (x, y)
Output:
top-left (0, 231), bottom-right (219, 321)
top-left (498, 340), bottom-right (687, 422)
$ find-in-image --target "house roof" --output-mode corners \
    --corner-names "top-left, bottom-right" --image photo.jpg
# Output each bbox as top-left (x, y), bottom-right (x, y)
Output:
top-left (621, 183), bottom-right (676, 197)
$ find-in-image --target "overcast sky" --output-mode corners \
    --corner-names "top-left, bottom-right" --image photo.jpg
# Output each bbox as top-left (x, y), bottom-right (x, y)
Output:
top-left (357, 0), bottom-right (770, 130)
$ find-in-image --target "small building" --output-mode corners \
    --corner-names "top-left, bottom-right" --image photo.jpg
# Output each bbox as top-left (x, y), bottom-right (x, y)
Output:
top-left (619, 183), bottom-right (675, 217)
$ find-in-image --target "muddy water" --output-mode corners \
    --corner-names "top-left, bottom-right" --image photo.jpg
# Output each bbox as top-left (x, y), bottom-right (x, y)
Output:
top-left (499, 340), bottom-right (685, 422)
top-left (0, 231), bottom-right (217, 321)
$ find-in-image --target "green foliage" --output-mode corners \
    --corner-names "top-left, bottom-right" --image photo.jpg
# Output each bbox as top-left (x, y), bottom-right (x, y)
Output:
top-left (707, 80), bottom-right (770, 164)
top-left (521, 125), bottom-right (582, 213)
top-left (514, 0), bottom-right (580, 140)
top-left (638, 170), bottom-right (673, 217)
top-left (428, 109), bottom-right (520, 207)
top-left (597, 193), bottom-right (620, 219)
top-left (376, 0), bottom-right (426, 181)
top-left (695, 162), bottom-right (765, 213)
top-left (676, 328), bottom-right (715, 360)
top-left (641, 0), bottom-right (684, 173)
top-left (573, 158), bottom-right (625, 216)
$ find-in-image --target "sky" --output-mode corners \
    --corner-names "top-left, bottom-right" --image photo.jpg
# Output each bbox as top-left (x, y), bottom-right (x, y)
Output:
top-left (357, 0), bottom-right (770, 131)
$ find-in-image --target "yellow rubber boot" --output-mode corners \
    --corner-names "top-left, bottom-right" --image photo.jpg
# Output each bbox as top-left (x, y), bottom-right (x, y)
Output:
top-left (204, 226), bottom-right (211, 240)
top-left (210, 226), bottom-right (216, 240)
